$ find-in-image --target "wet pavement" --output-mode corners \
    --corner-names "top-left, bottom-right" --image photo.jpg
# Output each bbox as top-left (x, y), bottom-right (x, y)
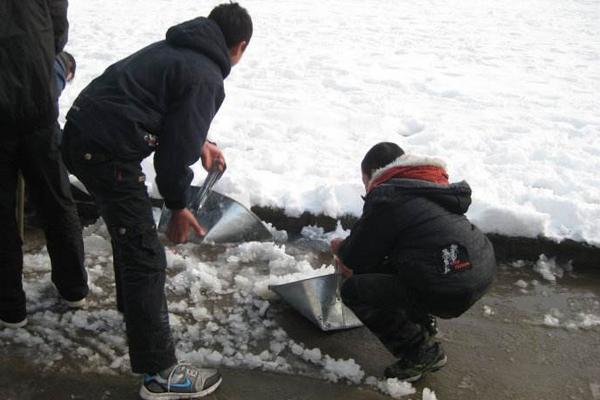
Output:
top-left (1, 228), bottom-right (599, 400)
top-left (273, 245), bottom-right (600, 400)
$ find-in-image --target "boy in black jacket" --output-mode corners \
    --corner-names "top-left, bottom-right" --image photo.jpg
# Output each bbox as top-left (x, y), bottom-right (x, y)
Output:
top-left (331, 142), bottom-right (496, 382)
top-left (61, 4), bottom-right (252, 399)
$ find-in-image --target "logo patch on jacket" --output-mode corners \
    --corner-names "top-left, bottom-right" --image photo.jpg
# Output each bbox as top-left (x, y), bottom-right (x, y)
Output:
top-left (440, 244), bottom-right (472, 274)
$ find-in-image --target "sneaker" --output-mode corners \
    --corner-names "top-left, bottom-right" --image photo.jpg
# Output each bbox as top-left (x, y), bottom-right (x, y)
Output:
top-left (63, 297), bottom-right (86, 309)
top-left (384, 342), bottom-right (447, 382)
top-left (0, 316), bottom-right (28, 329)
top-left (140, 363), bottom-right (222, 400)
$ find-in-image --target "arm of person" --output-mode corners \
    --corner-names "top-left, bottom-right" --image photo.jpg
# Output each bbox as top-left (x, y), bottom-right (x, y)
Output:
top-left (332, 202), bottom-right (399, 275)
top-left (154, 82), bottom-right (219, 210)
top-left (154, 82), bottom-right (221, 243)
top-left (48, 0), bottom-right (69, 52)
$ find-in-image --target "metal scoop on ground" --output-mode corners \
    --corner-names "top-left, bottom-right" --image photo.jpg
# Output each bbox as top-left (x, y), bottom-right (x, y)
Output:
top-left (269, 261), bottom-right (363, 331)
top-left (158, 167), bottom-right (273, 244)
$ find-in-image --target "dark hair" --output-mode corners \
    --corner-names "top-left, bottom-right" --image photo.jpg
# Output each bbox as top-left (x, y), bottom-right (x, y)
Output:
top-left (361, 142), bottom-right (405, 178)
top-left (208, 2), bottom-right (253, 49)
top-left (62, 51), bottom-right (76, 78)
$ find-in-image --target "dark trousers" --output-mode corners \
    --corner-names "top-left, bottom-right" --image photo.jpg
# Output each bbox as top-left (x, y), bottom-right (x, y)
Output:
top-left (62, 122), bottom-right (176, 374)
top-left (341, 273), bottom-right (433, 359)
top-left (0, 123), bottom-right (88, 322)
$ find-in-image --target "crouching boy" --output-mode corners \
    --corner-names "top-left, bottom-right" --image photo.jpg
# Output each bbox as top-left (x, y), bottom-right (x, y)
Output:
top-left (331, 142), bottom-right (496, 382)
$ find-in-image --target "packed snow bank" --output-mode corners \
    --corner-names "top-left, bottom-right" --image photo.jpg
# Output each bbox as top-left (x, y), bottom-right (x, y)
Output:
top-left (59, 0), bottom-right (600, 246)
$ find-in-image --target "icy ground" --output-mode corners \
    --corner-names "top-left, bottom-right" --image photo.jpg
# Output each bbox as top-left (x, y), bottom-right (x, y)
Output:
top-left (59, 0), bottom-right (600, 245)
top-left (2, 222), bottom-right (599, 399)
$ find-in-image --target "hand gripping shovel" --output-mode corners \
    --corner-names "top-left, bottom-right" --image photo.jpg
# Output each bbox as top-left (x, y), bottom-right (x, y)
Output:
top-left (158, 167), bottom-right (273, 244)
top-left (269, 258), bottom-right (363, 331)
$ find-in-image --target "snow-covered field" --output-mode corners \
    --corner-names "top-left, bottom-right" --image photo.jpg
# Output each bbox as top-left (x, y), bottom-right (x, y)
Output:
top-left (58, 0), bottom-right (600, 246)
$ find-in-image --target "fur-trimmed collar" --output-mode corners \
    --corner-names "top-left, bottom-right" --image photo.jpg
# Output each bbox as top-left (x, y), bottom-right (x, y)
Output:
top-left (368, 154), bottom-right (447, 188)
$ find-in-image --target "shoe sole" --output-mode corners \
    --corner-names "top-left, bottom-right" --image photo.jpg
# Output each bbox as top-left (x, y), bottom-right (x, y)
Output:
top-left (0, 318), bottom-right (28, 329)
top-left (139, 377), bottom-right (222, 400)
top-left (387, 355), bottom-right (448, 382)
top-left (64, 298), bottom-right (86, 308)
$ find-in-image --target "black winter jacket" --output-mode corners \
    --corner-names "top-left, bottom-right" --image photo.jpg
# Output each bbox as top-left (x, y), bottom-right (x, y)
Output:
top-left (0, 0), bottom-right (69, 128)
top-left (66, 17), bottom-right (231, 210)
top-left (338, 178), bottom-right (496, 317)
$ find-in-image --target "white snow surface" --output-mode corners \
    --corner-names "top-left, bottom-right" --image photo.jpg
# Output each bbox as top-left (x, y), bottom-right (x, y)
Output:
top-left (58, 0), bottom-right (600, 245)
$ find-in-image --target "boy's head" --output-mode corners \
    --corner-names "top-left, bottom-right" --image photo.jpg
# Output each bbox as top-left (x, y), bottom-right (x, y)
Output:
top-left (209, 2), bottom-right (252, 66)
top-left (57, 51), bottom-right (76, 82)
top-left (361, 142), bottom-right (404, 187)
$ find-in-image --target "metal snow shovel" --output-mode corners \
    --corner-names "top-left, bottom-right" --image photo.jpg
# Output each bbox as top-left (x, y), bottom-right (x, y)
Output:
top-left (269, 261), bottom-right (363, 331)
top-left (158, 167), bottom-right (273, 244)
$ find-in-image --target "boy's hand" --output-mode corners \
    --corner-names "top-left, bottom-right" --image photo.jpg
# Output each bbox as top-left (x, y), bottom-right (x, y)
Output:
top-left (334, 255), bottom-right (353, 278)
top-left (166, 208), bottom-right (206, 243)
top-left (201, 141), bottom-right (226, 172)
top-left (330, 237), bottom-right (345, 254)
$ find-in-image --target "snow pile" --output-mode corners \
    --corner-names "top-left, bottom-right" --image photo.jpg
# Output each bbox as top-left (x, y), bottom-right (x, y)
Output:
top-left (222, 241), bottom-right (335, 298)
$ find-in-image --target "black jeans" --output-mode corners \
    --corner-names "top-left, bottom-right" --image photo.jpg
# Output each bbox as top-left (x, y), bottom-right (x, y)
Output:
top-left (341, 273), bottom-right (433, 359)
top-left (62, 122), bottom-right (176, 374)
top-left (0, 123), bottom-right (88, 322)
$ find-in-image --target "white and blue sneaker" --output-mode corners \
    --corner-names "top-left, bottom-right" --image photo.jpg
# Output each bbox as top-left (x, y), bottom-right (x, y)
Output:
top-left (140, 363), bottom-right (222, 399)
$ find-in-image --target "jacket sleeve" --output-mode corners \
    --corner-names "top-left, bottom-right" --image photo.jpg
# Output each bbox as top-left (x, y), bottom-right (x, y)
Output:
top-left (154, 82), bottom-right (220, 210)
top-left (337, 201), bottom-right (400, 274)
top-left (49, 0), bottom-right (69, 52)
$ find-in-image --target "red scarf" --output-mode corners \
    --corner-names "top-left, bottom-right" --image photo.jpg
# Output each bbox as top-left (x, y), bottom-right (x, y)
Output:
top-left (367, 165), bottom-right (449, 193)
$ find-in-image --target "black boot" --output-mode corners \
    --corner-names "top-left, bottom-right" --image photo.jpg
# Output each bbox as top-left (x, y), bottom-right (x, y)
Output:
top-left (384, 341), bottom-right (447, 382)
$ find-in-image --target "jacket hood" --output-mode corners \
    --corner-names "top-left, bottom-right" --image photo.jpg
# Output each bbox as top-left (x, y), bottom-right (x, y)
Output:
top-left (368, 154), bottom-right (447, 187)
top-left (368, 154), bottom-right (472, 215)
top-left (371, 179), bottom-right (472, 214)
top-left (166, 17), bottom-right (231, 78)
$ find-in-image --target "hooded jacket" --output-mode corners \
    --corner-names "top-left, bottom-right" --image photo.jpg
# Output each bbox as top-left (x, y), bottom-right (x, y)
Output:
top-left (0, 0), bottom-right (69, 128)
top-left (337, 155), bottom-right (496, 316)
top-left (66, 17), bottom-right (231, 209)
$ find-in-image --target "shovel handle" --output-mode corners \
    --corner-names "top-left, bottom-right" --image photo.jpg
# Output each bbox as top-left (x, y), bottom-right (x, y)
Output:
top-left (191, 166), bottom-right (223, 212)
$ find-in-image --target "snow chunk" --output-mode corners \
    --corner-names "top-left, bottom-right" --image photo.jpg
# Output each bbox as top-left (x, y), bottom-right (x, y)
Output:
top-left (322, 355), bottom-right (365, 384)
top-left (533, 254), bottom-right (566, 282)
top-left (423, 388), bottom-right (438, 400)
top-left (366, 377), bottom-right (416, 398)
top-left (543, 314), bottom-right (560, 327)
top-left (483, 305), bottom-right (495, 317)
top-left (514, 280), bottom-right (528, 289)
